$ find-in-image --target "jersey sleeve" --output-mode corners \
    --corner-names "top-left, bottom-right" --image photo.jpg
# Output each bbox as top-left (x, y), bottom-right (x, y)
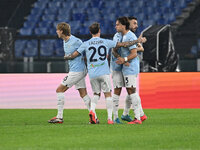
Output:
top-left (105, 39), bottom-right (117, 49)
top-left (75, 39), bottom-right (83, 49)
top-left (113, 33), bottom-right (118, 41)
top-left (128, 33), bottom-right (137, 50)
top-left (77, 42), bottom-right (85, 54)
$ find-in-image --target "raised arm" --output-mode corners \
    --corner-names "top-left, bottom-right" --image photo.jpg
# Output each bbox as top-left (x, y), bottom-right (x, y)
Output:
top-left (64, 51), bottom-right (80, 60)
top-left (137, 43), bottom-right (144, 52)
top-left (116, 34), bottom-right (146, 48)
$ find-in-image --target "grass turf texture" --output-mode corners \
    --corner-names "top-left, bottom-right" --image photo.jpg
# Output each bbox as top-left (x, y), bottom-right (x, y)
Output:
top-left (0, 109), bottom-right (200, 150)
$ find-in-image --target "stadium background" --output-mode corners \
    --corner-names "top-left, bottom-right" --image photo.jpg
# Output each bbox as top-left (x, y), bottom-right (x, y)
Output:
top-left (1, 0), bottom-right (200, 150)
top-left (0, 0), bottom-right (200, 108)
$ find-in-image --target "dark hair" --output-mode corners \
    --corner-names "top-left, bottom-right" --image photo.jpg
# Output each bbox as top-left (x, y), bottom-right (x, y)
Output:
top-left (56, 22), bottom-right (71, 36)
top-left (89, 22), bottom-right (100, 35)
top-left (117, 16), bottom-right (130, 30)
top-left (128, 16), bottom-right (137, 20)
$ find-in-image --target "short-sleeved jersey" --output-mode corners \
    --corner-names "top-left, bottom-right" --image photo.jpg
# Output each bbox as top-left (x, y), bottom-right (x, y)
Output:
top-left (110, 32), bottom-right (123, 71)
top-left (121, 31), bottom-right (140, 75)
top-left (63, 35), bottom-right (86, 72)
top-left (77, 37), bottom-right (117, 79)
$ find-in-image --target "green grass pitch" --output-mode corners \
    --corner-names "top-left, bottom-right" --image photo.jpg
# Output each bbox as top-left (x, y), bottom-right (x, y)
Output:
top-left (0, 109), bottom-right (200, 150)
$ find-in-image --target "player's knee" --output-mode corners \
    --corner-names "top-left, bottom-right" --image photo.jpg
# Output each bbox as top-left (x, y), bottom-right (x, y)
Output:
top-left (114, 88), bottom-right (122, 95)
top-left (78, 88), bottom-right (87, 98)
top-left (56, 85), bottom-right (68, 93)
top-left (94, 93), bottom-right (101, 97)
top-left (126, 87), bottom-right (136, 95)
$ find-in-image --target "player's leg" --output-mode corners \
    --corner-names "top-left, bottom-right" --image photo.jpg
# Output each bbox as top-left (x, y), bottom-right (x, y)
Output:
top-left (75, 75), bottom-right (91, 111)
top-left (48, 83), bottom-right (68, 123)
top-left (89, 78), bottom-right (101, 124)
top-left (101, 75), bottom-right (113, 124)
top-left (124, 75), bottom-right (142, 124)
top-left (48, 72), bottom-right (84, 123)
top-left (136, 92), bottom-right (147, 122)
top-left (112, 71), bottom-right (124, 123)
top-left (124, 75), bottom-right (147, 122)
top-left (121, 94), bottom-right (133, 122)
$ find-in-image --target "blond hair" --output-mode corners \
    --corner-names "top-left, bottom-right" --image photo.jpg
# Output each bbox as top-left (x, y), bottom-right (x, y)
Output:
top-left (56, 22), bottom-right (71, 36)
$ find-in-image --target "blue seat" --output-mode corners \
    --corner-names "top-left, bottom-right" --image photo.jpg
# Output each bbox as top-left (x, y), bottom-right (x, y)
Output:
top-left (27, 14), bottom-right (40, 22)
top-left (57, 14), bottom-right (71, 22)
top-left (38, 21), bottom-right (52, 28)
top-left (23, 21), bottom-right (36, 28)
top-left (34, 0), bottom-right (48, 9)
top-left (49, 28), bottom-right (56, 35)
top-left (44, 7), bottom-right (58, 15)
top-left (24, 40), bottom-right (38, 57)
top-left (42, 14), bottom-right (55, 21)
top-left (34, 28), bottom-right (48, 35)
top-left (15, 40), bottom-right (27, 57)
top-left (55, 47), bottom-right (64, 57)
top-left (20, 28), bottom-right (33, 35)
top-left (40, 40), bottom-right (55, 57)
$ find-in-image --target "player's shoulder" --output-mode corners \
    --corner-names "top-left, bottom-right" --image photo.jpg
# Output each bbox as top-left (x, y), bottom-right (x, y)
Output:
top-left (114, 32), bottom-right (122, 38)
top-left (126, 31), bottom-right (137, 40)
top-left (71, 35), bottom-right (82, 43)
top-left (128, 31), bottom-right (137, 38)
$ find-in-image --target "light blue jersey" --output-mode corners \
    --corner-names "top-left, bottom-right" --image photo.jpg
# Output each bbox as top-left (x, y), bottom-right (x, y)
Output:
top-left (121, 31), bottom-right (140, 75)
top-left (63, 35), bottom-right (85, 72)
top-left (110, 32), bottom-right (123, 71)
top-left (77, 37), bottom-right (117, 79)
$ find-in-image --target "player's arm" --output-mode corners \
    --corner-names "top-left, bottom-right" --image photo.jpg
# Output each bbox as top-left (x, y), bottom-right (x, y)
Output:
top-left (116, 34), bottom-right (146, 48)
top-left (137, 43), bottom-right (144, 52)
top-left (111, 47), bottom-right (120, 58)
top-left (64, 51), bottom-right (80, 60)
top-left (116, 48), bottom-right (137, 65)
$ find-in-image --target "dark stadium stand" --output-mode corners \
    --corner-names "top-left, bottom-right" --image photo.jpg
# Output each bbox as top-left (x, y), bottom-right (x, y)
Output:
top-left (14, 0), bottom-right (194, 58)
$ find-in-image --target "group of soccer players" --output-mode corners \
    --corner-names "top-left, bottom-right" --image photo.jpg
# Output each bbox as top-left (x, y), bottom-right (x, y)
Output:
top-left (48, 16), bottom-right (147, 125)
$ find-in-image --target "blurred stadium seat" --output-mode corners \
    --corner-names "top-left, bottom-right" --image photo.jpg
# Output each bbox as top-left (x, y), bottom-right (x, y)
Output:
top-left (15, 0), bottom-right (194, 60)
top-left (19, 0), bottom-right (191, 36)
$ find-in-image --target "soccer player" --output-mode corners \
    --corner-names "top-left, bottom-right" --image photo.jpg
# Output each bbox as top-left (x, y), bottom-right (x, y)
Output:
top-left (48, 22), bottom-right (91, 124)
top-left (64, 22), bottom-right (146, 124)
top-left (121, 16), bottom-right (147, 122)
top-left (112, 17), bottom-right (146, 124)
top-left (111, 16), bottom-right (146, 124)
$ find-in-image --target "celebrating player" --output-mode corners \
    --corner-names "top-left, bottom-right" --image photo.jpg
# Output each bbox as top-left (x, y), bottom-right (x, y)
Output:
top-left (121, 16), bottom-right (147, 122)
top-left (112, 17), bottom-right (147, 124)
top-left (64, 22), bottom-right (146, 124)
top-left (48, 22), bottom-right (91, 124)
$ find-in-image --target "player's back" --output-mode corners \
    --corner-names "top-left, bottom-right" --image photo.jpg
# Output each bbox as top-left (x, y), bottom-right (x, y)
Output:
top-left (63, 35), bottom-right (85, 72)
top-left (77, 37), bottom-right (117, 79)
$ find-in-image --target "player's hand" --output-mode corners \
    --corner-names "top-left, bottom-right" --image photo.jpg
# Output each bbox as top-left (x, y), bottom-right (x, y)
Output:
top-left (116, 57), bottom-right (125, 64)
top-left (138, 34), bottom-right (147, 43)
top-left (124, 62), bottom-right (130, 66)
top-left (64, 55), bottom-right (72, 60)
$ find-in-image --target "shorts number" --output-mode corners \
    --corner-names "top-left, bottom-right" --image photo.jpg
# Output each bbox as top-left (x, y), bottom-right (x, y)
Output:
top-left (63, 76), bottom-right (68, 81)
top-left (89, 46), bottom-right (107, 62)
top-left (125, 77), bottom-right (129, 84)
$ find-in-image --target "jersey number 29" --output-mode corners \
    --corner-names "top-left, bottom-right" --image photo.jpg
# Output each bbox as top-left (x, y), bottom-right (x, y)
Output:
top-left (89, 46), bottom-right (107, 62)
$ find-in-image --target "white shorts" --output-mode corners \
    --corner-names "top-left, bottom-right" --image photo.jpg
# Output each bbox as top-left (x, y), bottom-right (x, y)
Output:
top-left (112, 71), bottom-right (125, 88)
top-left (123, 74), bottom-right (137, 88)
top-left (61, 71), bottom-right (86, 90)
top-left (90, 75), bottom-right (112, 94)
